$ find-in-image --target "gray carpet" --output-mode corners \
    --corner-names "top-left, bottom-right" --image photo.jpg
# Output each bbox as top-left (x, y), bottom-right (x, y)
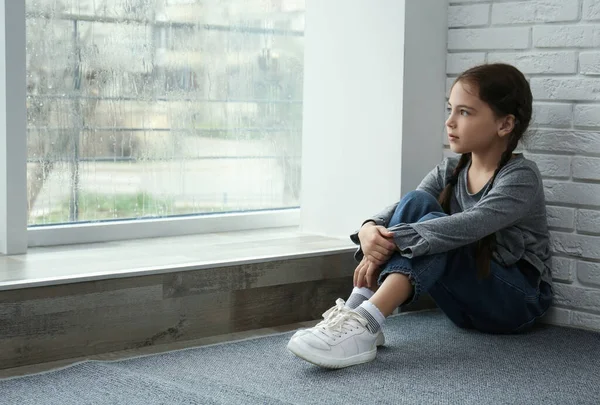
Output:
top-left (2, 310), bottom-right (600, 405)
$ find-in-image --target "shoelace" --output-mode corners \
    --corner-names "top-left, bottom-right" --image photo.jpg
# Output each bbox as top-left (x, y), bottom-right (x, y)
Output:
top-left (317, 309), bottom-right (368, 340)
top-left (315, 298), bottom-right (347, 329)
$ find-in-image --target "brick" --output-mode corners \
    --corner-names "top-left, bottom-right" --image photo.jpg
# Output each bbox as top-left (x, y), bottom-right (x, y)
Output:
top-left (539, 307), bottom-right (571, 326)
top-left (488, 51), bottom-right (576, 74)
top-left (574, 104), bottom-right (600, 127)
top-left (446, 53), bottom-right (486, 74)
top-left (571, 311), bottom-right (600, 331)
top-left (533, 25), bottom-right (597, 48)
top-left (572, 157), bottom-right (600, 181)
top-left (546, 206), bottom-right (575, 229)
top-left (448, 27), bottom-right (530, 50)
top-left (580, 52), bottom-right (600, 75)
top-left (576, 208), bottom-right (600, 234)
top-left (583, 0), bottom-right (600, 21)
top-left (531, 102), bottom-right (572, 127)
top-left (448, 4), bottom-right (490, 28)
top-left (553, 283), bottom-right (600, 312)
top-left (545, 181), bottom-right (600, 208)
top-left (578, 260), bottom-right (600, 287)
top-left (526, 154), bottom-right (570, 178)
top-left (492, 0), bottom-right (579, 24)
top-left (551, 256), bottom-right (576, 282)
top-left (531, 78), bottom-right (600, 101)
top-left (550, 231), bottom-right (600, 260)
top-left (525, 130), bottom-right (600, 155)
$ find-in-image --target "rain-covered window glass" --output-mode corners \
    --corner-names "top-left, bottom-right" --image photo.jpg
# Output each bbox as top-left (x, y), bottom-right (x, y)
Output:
top-left (26, 0), bottom-right (304, 225)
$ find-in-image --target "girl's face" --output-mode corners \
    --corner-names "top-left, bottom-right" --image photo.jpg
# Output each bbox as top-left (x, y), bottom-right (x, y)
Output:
top-left (445, 81), bottom-right (512, 155)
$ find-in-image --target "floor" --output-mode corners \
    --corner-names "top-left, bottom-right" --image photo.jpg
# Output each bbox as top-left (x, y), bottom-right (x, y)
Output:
top-left (0, 318), bottom-right (320, 379)
top-left (4, 310), bottom-right (599, 405)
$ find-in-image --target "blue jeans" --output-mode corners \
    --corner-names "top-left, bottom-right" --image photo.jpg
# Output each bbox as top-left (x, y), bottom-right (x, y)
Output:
top-left (378, 190), bottom-right (553, 334)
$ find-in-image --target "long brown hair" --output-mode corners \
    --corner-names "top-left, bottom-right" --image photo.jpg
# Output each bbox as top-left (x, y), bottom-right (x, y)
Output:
top-left (438, 63), bottom-right (533, 278)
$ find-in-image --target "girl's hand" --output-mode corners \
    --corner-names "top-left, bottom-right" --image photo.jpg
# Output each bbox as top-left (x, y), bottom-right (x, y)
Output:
top-left (353, 257), bottom-right (382, 289)
top-left (358, 223), bottom-right (396, 266)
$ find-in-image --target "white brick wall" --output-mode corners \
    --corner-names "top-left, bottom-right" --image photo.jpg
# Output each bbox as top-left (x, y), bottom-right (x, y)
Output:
top-left (532, 25), bottom-right (600, 48)
top-left (448, 0), bottom-right (600, 332)
top-left (583, 0), bottom-right (600, 20)
top-left (492, 0), bottom-right (580, 24)
top-left (575, 104), bottom-right (600, 127)
top-left (579, 52), bottom-right (600, 74)
top-left (531, 103), bottom-right (572, 127)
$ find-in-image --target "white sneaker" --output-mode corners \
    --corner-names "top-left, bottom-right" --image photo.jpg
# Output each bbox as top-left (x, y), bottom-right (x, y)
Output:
top-left (291, 298), bottom-right (347, 339)
top-left (287, 307), bottom-right (383, 369)
top-left (291, 298), bottom-right (386, 346)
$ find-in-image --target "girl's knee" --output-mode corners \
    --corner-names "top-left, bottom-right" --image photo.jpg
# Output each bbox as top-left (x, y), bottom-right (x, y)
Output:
top-left (402, 189), bottom-right (434, 202)
top-left (393, 190), bottom-right (444, 222)
top-left (388, 190), bottom-right (445, 226)
top-left (401, 190), bottom-right (441, 209)
top-left (418, 211), bottom-right (447, 223)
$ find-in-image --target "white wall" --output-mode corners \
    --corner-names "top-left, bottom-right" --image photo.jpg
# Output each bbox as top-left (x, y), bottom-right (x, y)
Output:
top-left (448, 0), bottom-right (600, 331)
top-left (300, 0), bottom-right (447, 238)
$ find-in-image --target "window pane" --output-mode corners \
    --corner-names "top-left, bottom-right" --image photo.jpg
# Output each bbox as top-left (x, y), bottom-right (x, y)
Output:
top-left (26, 0), bottom-right (304, 225)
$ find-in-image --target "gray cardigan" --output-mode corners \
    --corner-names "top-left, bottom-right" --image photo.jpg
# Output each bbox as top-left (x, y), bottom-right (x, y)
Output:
top-left (350, 154), bottom-right (553, 285)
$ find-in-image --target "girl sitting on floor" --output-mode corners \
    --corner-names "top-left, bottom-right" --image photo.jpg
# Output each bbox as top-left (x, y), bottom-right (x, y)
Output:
top-left (287, 63), bottom-right (554, 369)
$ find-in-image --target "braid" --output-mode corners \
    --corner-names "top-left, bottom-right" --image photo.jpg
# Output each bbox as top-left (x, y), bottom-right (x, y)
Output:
top-left (476, 134), bottom-right (521, 278)
top-left (449, 63), bottom-right (533, 279)
top-left (438, 153), bottom-right (471, 214)
top-left (491, 133), bottom-right (520, 186)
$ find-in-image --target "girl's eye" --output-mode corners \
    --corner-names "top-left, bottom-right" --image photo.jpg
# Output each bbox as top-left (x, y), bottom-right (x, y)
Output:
top-left (446, 107), bottom-right (470, 116)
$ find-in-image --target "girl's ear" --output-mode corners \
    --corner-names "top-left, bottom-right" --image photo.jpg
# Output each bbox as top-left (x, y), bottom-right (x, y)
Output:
top-left (497, 114), bottom-right (515, 138)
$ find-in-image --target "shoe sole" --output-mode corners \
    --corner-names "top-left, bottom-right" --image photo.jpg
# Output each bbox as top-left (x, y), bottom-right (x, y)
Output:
top-left (287, 338), bottom-right (377, 369)
top-left (293, 330), bottom-right (386, 347)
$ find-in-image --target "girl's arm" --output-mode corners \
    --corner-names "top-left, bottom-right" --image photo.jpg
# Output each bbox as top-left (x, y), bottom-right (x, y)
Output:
top-left (350, 208), bottom-right (397, 262)
top-left (415, 157), bottom-right (451, 198)
top-left (350, 157), bottom-right (453, 238)
top-left (349, 157), bottom-right (455, 261)
top-left (390, 165), bottom-right (542, 258)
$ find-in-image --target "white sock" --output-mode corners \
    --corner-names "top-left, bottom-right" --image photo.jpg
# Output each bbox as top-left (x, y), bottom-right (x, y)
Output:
top-left (345, 287), bottom-right (375, 309)
top-left (354, 300), bottom-right (386, 333)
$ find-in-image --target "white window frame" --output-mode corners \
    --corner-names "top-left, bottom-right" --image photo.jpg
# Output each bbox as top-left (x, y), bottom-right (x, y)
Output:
top-left (28, 210), bottom-right (300, 247)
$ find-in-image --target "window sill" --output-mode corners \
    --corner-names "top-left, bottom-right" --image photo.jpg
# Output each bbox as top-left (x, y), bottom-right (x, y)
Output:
top-left (0, 227), bottom-right (356, 291)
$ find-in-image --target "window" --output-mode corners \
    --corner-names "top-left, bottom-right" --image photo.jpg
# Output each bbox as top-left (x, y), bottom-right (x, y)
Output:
top-left (3, 0), bottom-right (447, 254)
top-left (25, 0), bottom-right (304, 226)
